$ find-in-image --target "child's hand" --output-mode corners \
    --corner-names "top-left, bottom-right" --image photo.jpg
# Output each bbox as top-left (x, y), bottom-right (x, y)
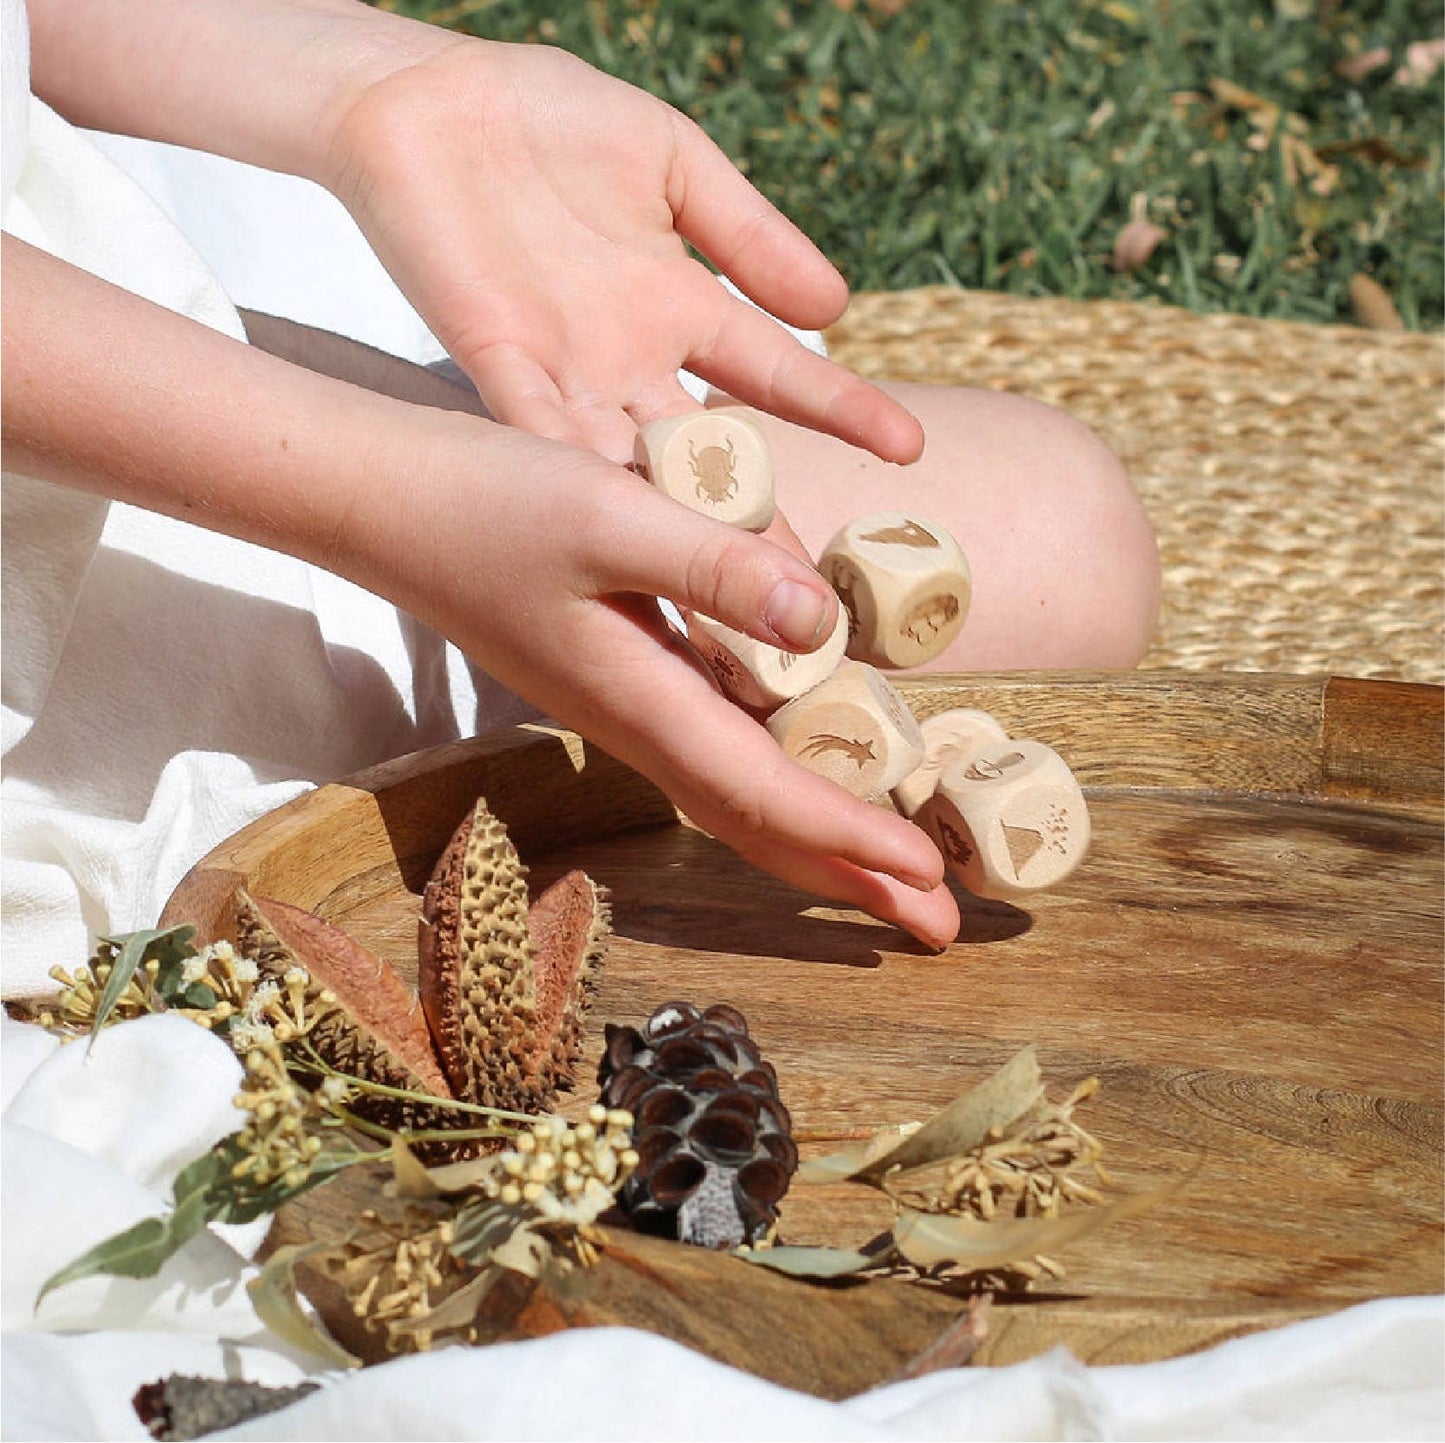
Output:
top-left (363, 414), bottom-right (957, 949)
top-left (322, 37), bottom-right (925, 466)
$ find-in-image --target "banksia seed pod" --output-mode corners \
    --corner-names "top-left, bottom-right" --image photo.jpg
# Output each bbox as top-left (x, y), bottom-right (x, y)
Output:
top-left (419, 798), bottom-right (610, 1114)
top-left (597, 1000), bottom-right (798, 1249)
top-left (234, 889), bottom-right (453, 1131)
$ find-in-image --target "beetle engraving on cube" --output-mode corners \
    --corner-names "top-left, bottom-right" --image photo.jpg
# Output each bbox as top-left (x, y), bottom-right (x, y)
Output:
top-left (688, 437), bottom-right (740, 505)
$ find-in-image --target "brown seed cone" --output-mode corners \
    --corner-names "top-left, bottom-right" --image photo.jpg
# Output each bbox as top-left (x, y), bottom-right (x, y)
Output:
top-left (597, 1000), bottom-right (798, 1249)
top-left (419, 798), bottom-right (610, 1114)
top-left (234, 891), bottom-right (453, 1129)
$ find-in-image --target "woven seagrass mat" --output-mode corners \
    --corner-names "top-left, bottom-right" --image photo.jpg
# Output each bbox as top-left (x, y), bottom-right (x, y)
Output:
top-left (826, 288), bottom-right (1444, 684)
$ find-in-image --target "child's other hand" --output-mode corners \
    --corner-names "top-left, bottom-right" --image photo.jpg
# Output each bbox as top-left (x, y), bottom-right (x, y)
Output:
top-left (323, 37), bottom-right (924, 466)
top-left (370, 416), bottom-right (955, 950)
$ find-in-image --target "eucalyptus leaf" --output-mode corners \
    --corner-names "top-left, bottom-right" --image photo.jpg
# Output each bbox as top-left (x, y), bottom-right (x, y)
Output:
top-left (891, 1189), bottom-right (1164, 1272)
top-left (210, 1142), bottom-right (359, 1226)
top-left (797, 1123), bottom-right (923, 1184)
top-left (855, 1049), bottom-right (1044, 1182)
top-left (489, 1223), bottom-right (550, 1281)
top-left (92, 925), bottom-right (197, 1035)
top-left (734, 1244), bottom-right (886, 1278)
top-left (421, 1156), bottom-right (505, 1196)
top-left (387, 1268), bottom-right (501, 1337)
top-left (446, 1200), bottom-right (523, 1265)
top-left (388, 1136), bottom-right (440, 1200)
top-left (38, 1143), bottom-right (226, 1301)
top-left (247, 1241), bottom-right (360, 1369)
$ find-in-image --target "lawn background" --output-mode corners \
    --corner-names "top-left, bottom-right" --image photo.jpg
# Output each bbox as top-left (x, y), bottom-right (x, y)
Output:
top-left (376, 0), bottom-right (1442, 331)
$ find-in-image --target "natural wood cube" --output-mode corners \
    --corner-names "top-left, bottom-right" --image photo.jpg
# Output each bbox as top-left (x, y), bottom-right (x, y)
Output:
top-left (915, 739), bottom-right (1090, 899)
top-left (818, 511), bottom-right (972, 668)
top-left (766, 660), bottom-right (925, 801)
top-left (634, 407), bottom-right (775, 531)
top-left (890, 707), bottom-right (1012, 819)
top-left (686, 607), bottom-right (849, 712)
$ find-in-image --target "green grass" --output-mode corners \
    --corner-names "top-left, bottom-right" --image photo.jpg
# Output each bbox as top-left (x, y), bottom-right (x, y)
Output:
top-left (383, 0), bottom-right (1443, 328)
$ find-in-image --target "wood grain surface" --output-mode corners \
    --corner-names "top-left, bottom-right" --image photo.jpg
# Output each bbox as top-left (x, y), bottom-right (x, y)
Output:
top-left (162, 671), bottom-right (1444, 1391)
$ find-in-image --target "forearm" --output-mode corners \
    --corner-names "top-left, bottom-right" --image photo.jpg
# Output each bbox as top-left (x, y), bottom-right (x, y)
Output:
top-left (1, 234), bottom-right (460, 595)
top-left (22, 0), bottom-right (459, 183)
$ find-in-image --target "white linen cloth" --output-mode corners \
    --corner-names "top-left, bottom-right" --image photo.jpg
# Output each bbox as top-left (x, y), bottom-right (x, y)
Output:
top-left (2, 3), bottom-right (1440, 1437)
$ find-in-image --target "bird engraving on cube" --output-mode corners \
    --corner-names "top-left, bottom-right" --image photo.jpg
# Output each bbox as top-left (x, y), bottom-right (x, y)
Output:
top-left (819, 511), bottom-right (971, 668)
top-left (634, 408), bottom-right (775, 531)
top-left (891, 707), bottom-right (1012, 819)
top-left (923, 739), bottom-right (1090, 898)
top-left (766, 660), bottom-right (924, 800)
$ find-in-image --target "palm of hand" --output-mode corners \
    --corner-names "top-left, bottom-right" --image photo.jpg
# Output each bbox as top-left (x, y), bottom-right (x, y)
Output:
top-left (329, 40), bottom-right (921, 463)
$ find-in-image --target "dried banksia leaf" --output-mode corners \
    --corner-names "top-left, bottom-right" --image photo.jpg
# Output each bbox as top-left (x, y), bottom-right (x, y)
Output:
top-left (419, 799), bottom-right (610, 1113)
top-left (134, 1375), bottom-right (319, 1441)
top-left (234, 890), bottom-right (452, 1123)
top-left (597, 1000), bottom-right (798, 1249)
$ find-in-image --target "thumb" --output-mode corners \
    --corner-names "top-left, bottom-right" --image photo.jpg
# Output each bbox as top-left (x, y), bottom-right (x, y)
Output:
top-left (587, 479), bottom-right (839, 652)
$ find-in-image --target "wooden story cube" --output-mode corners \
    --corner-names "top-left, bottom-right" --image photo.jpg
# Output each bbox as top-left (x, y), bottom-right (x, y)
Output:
top-left (915, 739), bottom-right (1090, 899)
top-left (890, 707), bottom-right (1012, 819)
top-left (766, 660), bottom-right (925, 801)
top-left (686, 606), bottom-right (849, 712)
top-left (633, 408), bottom-right (775, 531)
top-left (818, 511), bottom-right (972, 668)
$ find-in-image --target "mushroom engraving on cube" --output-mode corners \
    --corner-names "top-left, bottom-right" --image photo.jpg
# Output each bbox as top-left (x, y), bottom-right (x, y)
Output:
top-left (818, 511), bottom-right (972, 668)
top-left (915, 739), bottom-right (1090, 899)
top-left (633, 407), bottom-right (776, 532)
top-left (766, 660), bottom-right (925, 801)
top-left (891, 707), bottom-right (1013, 819)
top-left (686, 605), bottom-right (849, 711)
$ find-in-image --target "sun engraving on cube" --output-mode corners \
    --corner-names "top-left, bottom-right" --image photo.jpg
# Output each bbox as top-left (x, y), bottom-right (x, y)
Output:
top-left (962, 751), bottom-right (1027, 782)
top-left (901, 592), bottom-right (960, 645)
top-left (703, 645), bottom-right (748, 691)
top-left (688, 437), bottom-right (740, 504)
top-left (859, 519), bottom-right (939, 548)
top-left (799, 734), bottom-right (877, 769)
top-left (937, 817), bottom-right (975, 867)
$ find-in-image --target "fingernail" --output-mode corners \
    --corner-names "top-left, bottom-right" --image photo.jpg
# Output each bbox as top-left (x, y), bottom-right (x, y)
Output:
top-left (765, 580), bottom-right (830, 650)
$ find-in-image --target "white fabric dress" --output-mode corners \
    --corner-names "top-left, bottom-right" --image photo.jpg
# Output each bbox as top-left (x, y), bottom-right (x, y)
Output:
top-left (3, 4), bottom-right (1441, 1437)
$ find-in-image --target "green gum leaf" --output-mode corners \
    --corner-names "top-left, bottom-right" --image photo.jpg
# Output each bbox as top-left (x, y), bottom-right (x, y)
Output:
top-left (90, 924), bottom-right (197, 1037)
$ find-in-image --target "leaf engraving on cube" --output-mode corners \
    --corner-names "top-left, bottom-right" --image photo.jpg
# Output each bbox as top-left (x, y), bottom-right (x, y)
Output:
top-left (688, 437), bottom-right (739, 504)
top-left (820, 511), bottom-right (971, 668)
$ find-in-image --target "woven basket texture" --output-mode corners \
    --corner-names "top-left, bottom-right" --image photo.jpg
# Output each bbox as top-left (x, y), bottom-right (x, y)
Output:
top-left (826, 288), bottom-right (1444, 684)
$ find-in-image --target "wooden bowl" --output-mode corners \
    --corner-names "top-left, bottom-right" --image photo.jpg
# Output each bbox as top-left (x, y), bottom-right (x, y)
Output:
top-left (163, 671), bottom-right (1443, 1387)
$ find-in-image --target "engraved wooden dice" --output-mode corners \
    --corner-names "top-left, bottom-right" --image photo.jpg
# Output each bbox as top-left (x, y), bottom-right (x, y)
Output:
top-left (634, 408), bottom-right (776, 532)
top-left (890, 707), bottom-right (1012, 819)
top-left (915, 739), bottom-right (1090, 899)
top-left (819, 511), bottom-right (971, 668)
top-left (686, 607), bottom-right (849, 711)
top-left (766, 660), bottom-right (925, 801)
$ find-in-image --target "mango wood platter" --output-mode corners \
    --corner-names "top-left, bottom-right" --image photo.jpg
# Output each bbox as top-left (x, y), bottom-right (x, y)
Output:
top-left (162, 671), bottom-right (1444, 1396)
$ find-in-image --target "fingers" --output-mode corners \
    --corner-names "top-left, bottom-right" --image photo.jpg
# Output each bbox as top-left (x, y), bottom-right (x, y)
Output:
top-left (666, 115), bottom-right (850, 334)
top-left (582, 480), bottom-right (838, 652)
top-left (688, 301), bottom-right (925, 465)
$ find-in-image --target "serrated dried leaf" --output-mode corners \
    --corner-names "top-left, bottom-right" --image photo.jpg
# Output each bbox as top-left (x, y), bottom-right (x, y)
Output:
top-left (892, 1188), bottom-right (1165, 1271)
top-left (247, 1240), bottom-right (360, 1370)
top-left (418, 1156), bottom-right (504, 1196)
top-left (445, 1200), bottom-right (523, 1265)
top-left (734, 1244), bottom-right (885, 1278)
top-left (856, 1049), bottom-right (1043, 1182)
